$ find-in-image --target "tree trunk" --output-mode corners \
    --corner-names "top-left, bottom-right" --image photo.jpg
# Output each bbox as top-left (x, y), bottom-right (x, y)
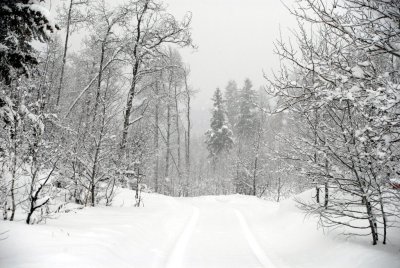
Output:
top-left (324, 183), bottom-right (328, 208)
top-left (120, 2), bottom-right (149, 151)
top-left (184, 69), bottom-right (191, 197)
top-left (365, 198), bottom-right (378, 245)
top-left (90, 153), bottom-right (98, 207)
top-left (9, 151), bottom-right (17, 221)
top-left (316, 186), bottom-right (320, 204)
top-left (57, 0), bottom-right (73, 106)
top-left (174, 84), bottom-right (182, 195)
top-left (376, 185), bottom-right (387, 244)
top-left (252, 116), bottom-right (262, 197)
top-left (354, 169), bottom-right (378, 245)
top-left (252, 156), bottom-right (258, 196)
top-left (165, 99), bottom-right (171, 191)
top-left (9, 116), bottom-right (18, 221)
top-left (235, 160), bottom-right (240, 194)
top-left (2, 200), bottom-right (7, 220)
top-left (89, 75), bottom-right (108, 207)
top-left (313, 108), bottom-right (319, 204)
top-left (324, 159), bottom-right (329, 208)
top-left (153, 82), bottom-right (160, 193)
top-left (92, 33), bottom-right (109, 123)
top-left (121, 64), bottom-right (138, 151)
top-left (26, 126), bottom-right (40, 224)
top-left (379, 193), bottom-right (387, 244)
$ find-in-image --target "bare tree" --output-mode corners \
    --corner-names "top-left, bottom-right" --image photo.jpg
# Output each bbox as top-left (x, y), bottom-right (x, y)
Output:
top-left (120, 0), bottom-right (193, 151)
top-left (182, 66), bottom-right (192, 196)
top-left (56, 0), bottom-right (88, 106)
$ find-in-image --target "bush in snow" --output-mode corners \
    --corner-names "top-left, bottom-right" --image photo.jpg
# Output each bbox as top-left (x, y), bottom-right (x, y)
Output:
top-left (266, 0), bottom-right (400, 245)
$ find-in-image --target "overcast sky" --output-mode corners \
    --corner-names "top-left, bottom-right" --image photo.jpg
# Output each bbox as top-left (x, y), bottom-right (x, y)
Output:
top-left (165, 0), bottom-right (295, 99)
top-left (164, 0), bottom-right (296, 133)
top-left (49, 0), bottom-right (296, 134)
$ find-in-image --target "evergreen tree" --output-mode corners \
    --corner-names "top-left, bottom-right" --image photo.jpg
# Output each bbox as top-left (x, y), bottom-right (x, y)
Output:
top-left (0, 0), bottom-right (59, 84)
top-left (205, 88), bottom-right (233, 158)
top-left (236, 78), bottom-right (257, 141)
top-left (224, 80), bottom-right (239, 130)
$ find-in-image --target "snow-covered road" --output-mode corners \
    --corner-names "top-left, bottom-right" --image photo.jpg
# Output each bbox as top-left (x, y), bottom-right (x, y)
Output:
top-left (166, 200), bottom-right (275, 268)
top-left (1, 189), bottom-right (399, 268)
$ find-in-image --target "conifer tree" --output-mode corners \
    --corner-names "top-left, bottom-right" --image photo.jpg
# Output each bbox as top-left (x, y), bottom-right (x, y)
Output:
top-left (0, 0), bottom-right (59, 84)
top-left (224, 80), bottom-right (239, 130)
top-left (205, 88), bottom-right (233, 158)
top-left (236, 78), bottom-right (258, 141)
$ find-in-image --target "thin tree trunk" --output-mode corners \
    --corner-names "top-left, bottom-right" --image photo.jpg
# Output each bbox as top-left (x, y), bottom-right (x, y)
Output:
top-left (121, 66), bottom-right (138, 150)
top-left (57, 0), bottom-right (73, 106)
top-left (164, 71), bottom-right (174, 194)
top-left (354, 170), bottom-right (378, 245)
top-left (90, 72), bottom-right (109, 207)
top-left (9, 136), bottom-right (17, 221)
top-left (90, 153), bottom-right (98, 207)
top-left (153, 82), bottom-right (160, 193)
top-left (378, 191), bottom-right (387, 244)
top-left (365, 198), bottom-right (378, 245)
top-left (174, 84), bottom-right (182, 195)
top-left (26, 126), bottom-right (40, 224)
top-left (165, 100), bottom-right (171, 189)
top-left (2, 200), bottom-right (7, 220)
top-left (313, 108), bottom-right (319, 204)
top-left (324, 183), bottom-right (328, 208)
top-left (235, 159), bottom-right (240, 194)
top-left (120, 2), bottom-right (149, 150)
top-left (324, 159), bottom-right (329, 208)
top-left (252, 156), bottom-right (258, 196)
top-left (184, 69), bottom-right (191, 197)
top-left (89, 107), bottom-right (107, 207)
top-left (9, 105), bottom-right (19, 221)
top-left (252, 114), bottom-right (263, 196)
top-left (92, 34), bottom-right (108, 123)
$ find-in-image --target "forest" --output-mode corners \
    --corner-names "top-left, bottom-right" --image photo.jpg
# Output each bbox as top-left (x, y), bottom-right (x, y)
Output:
top-left (1, 0), bottom-right (400, 255)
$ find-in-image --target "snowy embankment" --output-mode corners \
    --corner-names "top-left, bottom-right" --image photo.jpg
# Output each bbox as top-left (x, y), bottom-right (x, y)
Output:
top-left (1, 189), bottom-right (399, 268)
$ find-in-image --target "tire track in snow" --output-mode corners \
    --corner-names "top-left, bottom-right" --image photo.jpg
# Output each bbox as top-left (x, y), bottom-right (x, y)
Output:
top-left (234, 209), bottom-right (277, 268)
top-left (165, 206), bottom-right (200, 268)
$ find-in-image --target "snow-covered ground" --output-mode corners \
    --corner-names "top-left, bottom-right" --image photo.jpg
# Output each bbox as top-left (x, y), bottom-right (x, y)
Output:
top-left (1, 189), bottom-right (399, 268)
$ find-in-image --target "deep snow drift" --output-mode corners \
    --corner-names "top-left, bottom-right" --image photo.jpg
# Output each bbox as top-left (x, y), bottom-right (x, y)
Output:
top-left (1, 189), bottom-right (399, 268)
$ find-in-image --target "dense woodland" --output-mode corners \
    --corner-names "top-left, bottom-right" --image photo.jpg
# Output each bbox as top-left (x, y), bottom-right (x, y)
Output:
top-left (0, 0), bottom-right (400, 246)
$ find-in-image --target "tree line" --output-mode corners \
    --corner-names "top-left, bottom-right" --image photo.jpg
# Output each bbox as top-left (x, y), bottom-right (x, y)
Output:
top-left (0, 0), bottom-right (194, 224)
top-left (203, 79), bottom-right (301, 200)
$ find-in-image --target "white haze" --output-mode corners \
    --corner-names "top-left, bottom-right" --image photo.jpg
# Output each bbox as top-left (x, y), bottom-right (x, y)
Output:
top-left (48, 0), bottom-right (297, 134)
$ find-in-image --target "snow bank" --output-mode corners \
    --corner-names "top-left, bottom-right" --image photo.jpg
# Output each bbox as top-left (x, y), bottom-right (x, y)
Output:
top-left (237, 190), bottom-right (400, 268)
top-left (0, 188), bottom-right (194, 268)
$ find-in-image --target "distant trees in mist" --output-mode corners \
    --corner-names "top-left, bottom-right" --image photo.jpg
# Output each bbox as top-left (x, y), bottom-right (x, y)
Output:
top-left (201, 78), bottom-right (301, 200)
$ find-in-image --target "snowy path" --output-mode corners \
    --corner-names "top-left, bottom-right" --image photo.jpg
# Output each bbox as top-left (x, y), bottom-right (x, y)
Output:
top-left (165, 206), bottom-right (200, 268)
top-left (167, 197), bottom-right (276, 268)
top-left (234, 209), bottom-right (276, 268)
top-left (1, 189), bottom-right (400, 268)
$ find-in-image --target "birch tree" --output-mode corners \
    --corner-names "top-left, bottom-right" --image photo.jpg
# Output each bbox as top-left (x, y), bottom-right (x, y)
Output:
top-left (120, 0), bottom-right (193, 151)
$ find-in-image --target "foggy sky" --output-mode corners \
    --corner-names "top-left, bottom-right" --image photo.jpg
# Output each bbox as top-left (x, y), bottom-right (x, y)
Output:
top-left (165, 0), bottom-right (296, 134)
top-left (49, 0), bottom-right (296, 135)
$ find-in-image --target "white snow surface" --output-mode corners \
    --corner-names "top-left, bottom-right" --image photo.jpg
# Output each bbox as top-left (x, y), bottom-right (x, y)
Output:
top-left (1, 189), bottom-right (399, 268)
